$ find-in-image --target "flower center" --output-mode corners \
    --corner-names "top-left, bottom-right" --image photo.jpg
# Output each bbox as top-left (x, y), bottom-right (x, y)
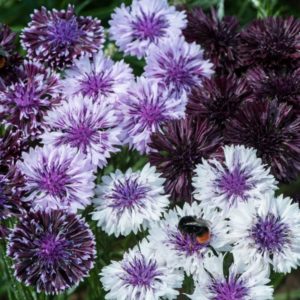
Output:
top-left (167, 229), bottom-right (205, 256)
top-left (251, 213), bottom-right (290, 253)
top-left (13, 84), bottom-right (39, 108)
top-left (122, 256), bottom-right (162, 287)
top-left (39, 167), bottom-right (69, 197)
top-left (211, 277), bottom-right (248, 300)
top-left (39, 234), bottom-right (69, 264)
top-left (218, 167), bottom-right (250, 200)
top-left (139, 103), bottom-right (165, 127)
top-left (109, 178), bottom-right (150, 211)
top-left (79, 72), bottom-right (114, 98)
top-left (132, 12), bottom-right (168, 41)
top-left (65, 125), bottom-right (95, 152)
top-left (48, 17), bottom-right (80, 46)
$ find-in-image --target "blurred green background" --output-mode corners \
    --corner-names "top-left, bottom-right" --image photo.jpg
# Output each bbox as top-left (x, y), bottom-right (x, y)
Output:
top-left (0, 0), bottom-right (300, 299)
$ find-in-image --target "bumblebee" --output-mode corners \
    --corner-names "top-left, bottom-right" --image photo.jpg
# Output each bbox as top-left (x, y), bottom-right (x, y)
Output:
top-left (178, 215), bottom-right (211, 244)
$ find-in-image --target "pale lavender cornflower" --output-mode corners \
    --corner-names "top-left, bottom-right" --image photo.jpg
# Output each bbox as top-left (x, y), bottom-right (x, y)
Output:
top-left (17, 145), bottom-right (95, 212)
top-left (61, 51), bottom-right (134, 102)
top-left (144, 36), bottom-right (214, 97)
top-left (193, 145), bottom-right (277, 213)
top-left (21, 5), bottom-right (104, 69)
top-left (147, 202), bottom-right (230, 278)
top-left (42, 96), bottom-right (121, 169)
top-left (92, 164), bottom-right (169, 237)
top-left (109, 0), bottom-right (187, 58)
top-left (189, 254), bottom-right (273, 300)
top-left (229, 194), bottom-right (300, 273)
top-left (101, 240), bottom-right (184, 299)
top-left (119, 77), bottom-right (187, 154)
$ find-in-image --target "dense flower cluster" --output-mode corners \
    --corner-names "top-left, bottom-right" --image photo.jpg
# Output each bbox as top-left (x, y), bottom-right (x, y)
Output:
top-left (1, 1), bottom-right (300, 299)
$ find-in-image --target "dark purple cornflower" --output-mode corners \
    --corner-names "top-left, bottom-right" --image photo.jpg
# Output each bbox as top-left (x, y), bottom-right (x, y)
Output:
top-left (149, 117), bottom-right (222, 202)
top-left (239, 17), bottom-right (300, 69)
top-left (0, 128), bottom-right (24, 169)
top-left (246, 67), bottom-right (300, 109)
top-left (0, 60), bottom-right (60, 137)
top-left (7, 209), bottom-right (96, 294)
top-left (183, 7), bottom-right (241, 74)
top-left (187, 75), bottom-right (250, 129)
top-left (225, 100), bottom-right (300, 182)
top-left (0, 24), bottom-right (21, 89)
top-left (21, 5), bottom-right (104, 69)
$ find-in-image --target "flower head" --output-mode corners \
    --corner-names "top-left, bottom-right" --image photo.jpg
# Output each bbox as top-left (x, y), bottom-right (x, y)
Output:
top-left (61, 51), bottom-right (134, 102)
top-left (225, 100), bottom-right (300, 182)
top-left (144, 36), bottom-right (214, 97)
top-left (183, 7), bottom-right (241, 74)
top-left (17, 145), bottom-right (95, 212)
top-left (21, 5), bottom-right (104, 69)
top-left (92, 163), bottom-right (169, 237)
top-left (109, 0), bottom-right (186, 58)
top-left (229, 194), bottom-right (300, 273)
top-left (149, 117), bottom-right (222, 202)
top-left (119, 77), bottom-right (187, 154)
top-left (246, 67), bottom-right (300, 109)
top-left (193, 145), bottom-right (277, 213)
top-left (42, 97), bottom-right (121, 168)
top-left (187, 75), bottom-right (250, 129)
top-left (101, 240), bottom-right (183, 299)
top-left (0, 24), bottom-right (21, 88)
top-left (240, 17), bottom-right (300, 69)
top-left (7, 209), bottom-right (96, 294)
top-left (147, 202), bottom-right (229, 277)
top-left (189, 254), bottom-right (273, 300)
top-left (0, 60), bottom-right (60, 137)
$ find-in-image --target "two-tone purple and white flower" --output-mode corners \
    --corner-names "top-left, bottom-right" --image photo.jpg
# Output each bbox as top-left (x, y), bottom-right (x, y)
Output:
top-left (229, 194), bottom-right (300, 273)
top-left (119, 77), bottom-right (187, 154)
top-left (101, 240), bottom-right (184, 299)
top-left (92, 163), bottom-right (169, 237)
top-left (61, 51), bottom-right (134, 102)
top-left (109, 0), bottom-right (187, 58)
top-left (193, 145), bottom-right (277, 213)
top-left (144, 36), bottom-right (214, 97)
top-left (189, 254), bottom-right (273, 300)
top-left (17, 145), bottom-right (95, 212)
top-left (147, 202), bottom-right (230, 278)
top-left (42, 96), bottom-right (121, 169)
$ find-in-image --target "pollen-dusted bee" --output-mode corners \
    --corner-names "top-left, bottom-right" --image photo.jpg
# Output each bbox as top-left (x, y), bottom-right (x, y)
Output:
top-left (178, 215), bottom-right (211, 244)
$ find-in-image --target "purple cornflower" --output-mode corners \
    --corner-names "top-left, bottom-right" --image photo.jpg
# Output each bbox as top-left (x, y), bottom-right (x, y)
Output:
top-left (246, 67), bottom-right (300, 109)
top-left (92, 164), bottom-right (169, 237)
top-left (239, 17), bottom-right (300, 69)
top-left (42, 96), bottom-right (121, 169)
top-left (109, 0), bottom-right (187, 58)
top-left (17, 145), bottom-right (95, 212)
top-left (0, 24), bottom-right (21, 89)
top-left (229, 194), bottom-right (300, 273)
top-left (61, 51), bottom-right (134, 102)
top-left (119, 77), bottom-right (187, 154)
top-left (7, 209), bottom-right (96, 294)
top-left (144, 36), bottom-right (214, 97)
top-left (149, 117), bottom-right (222, 202)
top-left (21, 5), bottom-right (104, 69)
top-left (183, 7), bottom-right (241, 74)
top-left (225, 100), bottom-right (300, 182)
top-left (189, 254), bottom-right (273, 300)
top-left (187, 75), bottom-right (250, 129)
top-left (0, 60), bottom-right (60, 138)
top-left (101, 240), bottom-right (184, 299)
